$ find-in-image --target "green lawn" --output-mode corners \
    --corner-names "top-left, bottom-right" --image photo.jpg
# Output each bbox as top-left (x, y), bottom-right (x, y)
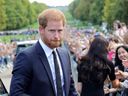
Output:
top-left (0, 34), bottom-right (36, 43)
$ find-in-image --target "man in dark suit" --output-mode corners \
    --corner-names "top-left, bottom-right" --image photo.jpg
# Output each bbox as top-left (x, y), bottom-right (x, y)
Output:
top-left (10, 8), bottom-right (78, 96)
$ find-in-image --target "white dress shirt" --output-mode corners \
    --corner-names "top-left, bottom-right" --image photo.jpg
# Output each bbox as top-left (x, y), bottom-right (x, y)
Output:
top-left (39, 39), bottom-right (65, 96)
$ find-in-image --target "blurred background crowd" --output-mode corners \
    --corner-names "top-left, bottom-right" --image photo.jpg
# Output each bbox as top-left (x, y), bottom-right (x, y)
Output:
top-left (0, 0), bottom-right (128, 95)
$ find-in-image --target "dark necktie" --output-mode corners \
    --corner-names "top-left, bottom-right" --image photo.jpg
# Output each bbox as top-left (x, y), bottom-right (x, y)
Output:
top-left (53, 50), bottom-right (63, 96)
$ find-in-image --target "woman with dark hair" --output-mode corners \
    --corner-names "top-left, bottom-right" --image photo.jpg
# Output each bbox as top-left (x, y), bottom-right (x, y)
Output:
top-left (115, 45), bottom-right (128, 71)
top-left (114, 45), bottom-right (128, 96)
top-left (77, 37), bottom-right (119, 96)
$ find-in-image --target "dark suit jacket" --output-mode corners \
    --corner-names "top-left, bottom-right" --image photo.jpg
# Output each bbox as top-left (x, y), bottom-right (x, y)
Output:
top-left (10, 41), bottom-right (78, 96)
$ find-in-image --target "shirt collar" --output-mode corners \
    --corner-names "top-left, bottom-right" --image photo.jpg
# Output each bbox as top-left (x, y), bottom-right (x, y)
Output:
top-left (39, 39), bottom-right (54, 58)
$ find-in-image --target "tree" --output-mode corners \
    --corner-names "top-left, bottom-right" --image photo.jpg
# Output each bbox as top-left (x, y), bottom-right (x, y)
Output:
top-left (4, 0), bottom-right (17, 29)
top-left (103, 0), bottom-right (128, 27)
top-left (21, 0), bottom-right (36, 25)
top-left (74, 0), bottom-right (93, 21)
top-left (0, 0), bottom-right (6, 30)
top-left (31, 2), bottom-right (47, 17)
top-left (69, 0), bottom-right (103, 25)
top-left (89, 0), bottom-right (104, 24)
top-left (69, 0), bottom-right (79, 17)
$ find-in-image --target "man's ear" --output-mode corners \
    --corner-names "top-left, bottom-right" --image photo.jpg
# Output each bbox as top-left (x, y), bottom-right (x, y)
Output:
top-left (39, 25), bottom-right (44, 32)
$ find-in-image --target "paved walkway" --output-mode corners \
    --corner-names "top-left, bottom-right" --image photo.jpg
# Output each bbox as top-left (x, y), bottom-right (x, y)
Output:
top-left (0, 66), bottom-right (12, 93)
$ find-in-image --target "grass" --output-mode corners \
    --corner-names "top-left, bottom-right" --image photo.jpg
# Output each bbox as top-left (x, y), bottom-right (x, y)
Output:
top-left (0, 34), bottom-right (36, 43)
top-left (0, 22), bottom-right (39, 43)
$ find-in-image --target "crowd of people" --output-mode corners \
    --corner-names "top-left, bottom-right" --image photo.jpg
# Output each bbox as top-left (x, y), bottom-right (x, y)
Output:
top-left (0, 42), bottom-right (16, 73)
top-left (64, 19), bottom-right (128, 96)
top-left (0, 8), bottom-right (128, 96)
top-left (65, 19), bottom-right (128, 96)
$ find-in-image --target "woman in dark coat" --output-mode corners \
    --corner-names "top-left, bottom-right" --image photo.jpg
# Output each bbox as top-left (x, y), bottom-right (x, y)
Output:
top-left (77, 37), bottom-right (120, 96)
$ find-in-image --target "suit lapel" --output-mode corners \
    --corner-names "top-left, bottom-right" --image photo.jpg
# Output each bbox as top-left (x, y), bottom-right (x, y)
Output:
top-left (57, 48), bottom-right (69, 96)
top-left (35, 42), bottom-right (56, 95)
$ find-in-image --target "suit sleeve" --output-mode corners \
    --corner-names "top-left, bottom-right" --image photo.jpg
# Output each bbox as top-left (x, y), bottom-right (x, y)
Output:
top-left (67, 51), bottom-right (78, 96)
top-left (10, 52), bottom-right (32, 96)
top-left (68, 72), bottom-right (78, 96)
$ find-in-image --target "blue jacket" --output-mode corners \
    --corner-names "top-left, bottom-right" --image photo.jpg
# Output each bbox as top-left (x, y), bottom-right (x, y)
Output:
top-left (10, 41), bottom-right (78, 96)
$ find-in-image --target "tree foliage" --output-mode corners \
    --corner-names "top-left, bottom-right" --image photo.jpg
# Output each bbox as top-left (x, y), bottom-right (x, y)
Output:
top-left (0, 0), bottom-right (48, 31)
top-left (89, 0), bottom-right (104, 24)
top-left (69, 0), bottom-right (128, 27)
top-left (0, 0), bottom-right (6, 30)
top-left (31, 2), bottom-right (47, 15)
